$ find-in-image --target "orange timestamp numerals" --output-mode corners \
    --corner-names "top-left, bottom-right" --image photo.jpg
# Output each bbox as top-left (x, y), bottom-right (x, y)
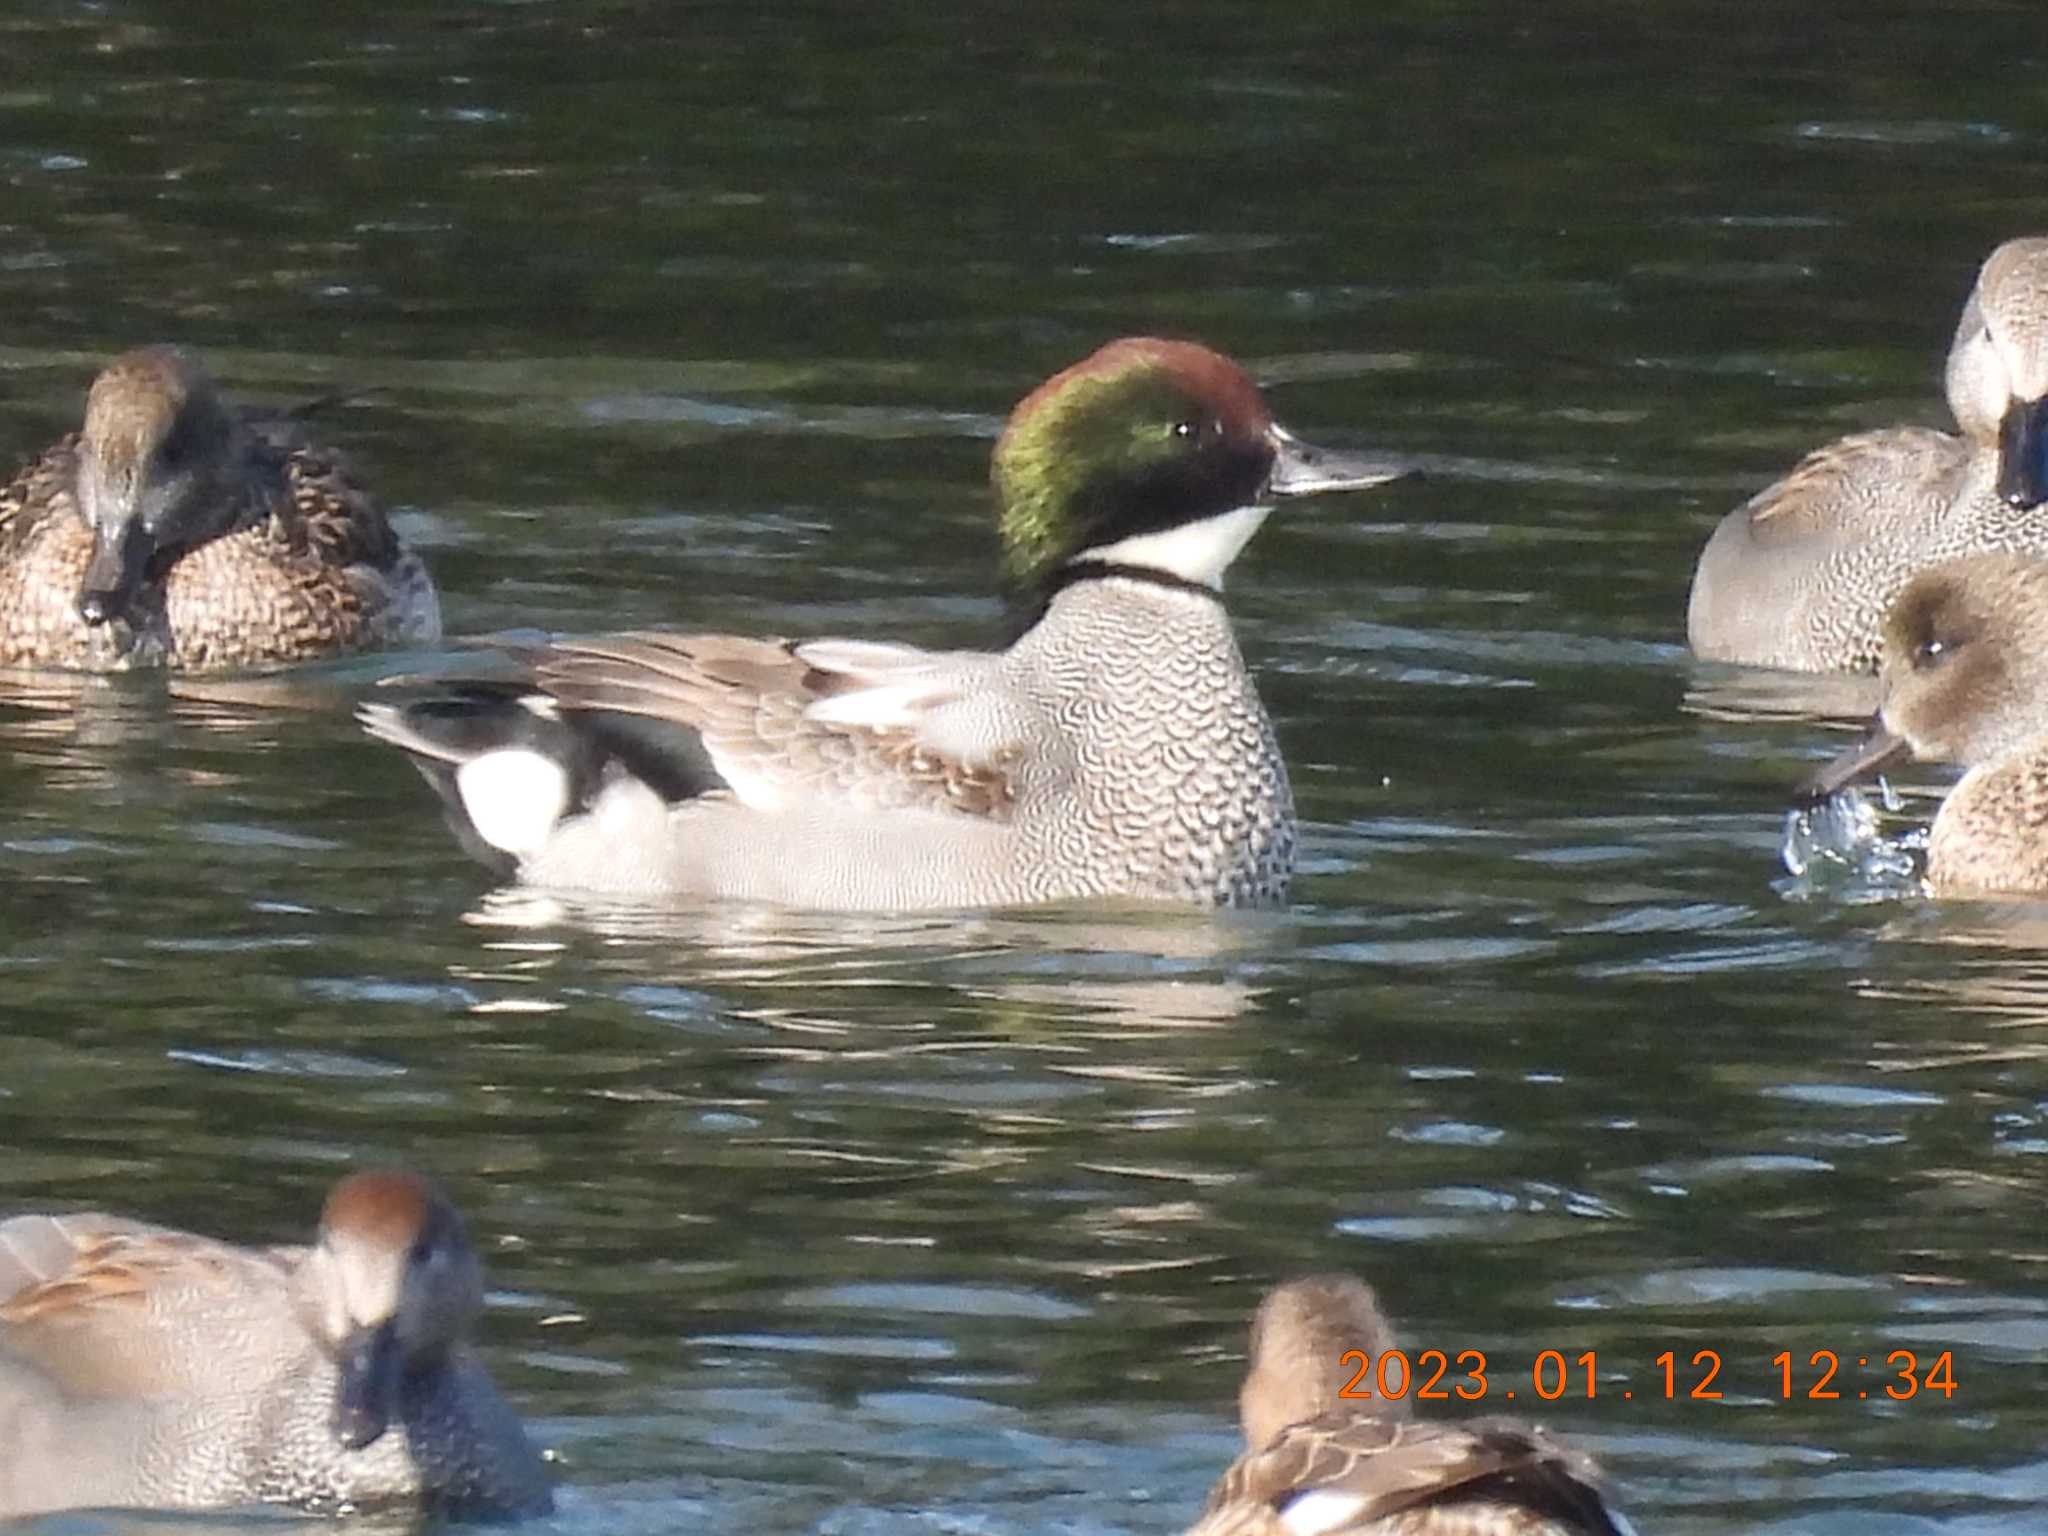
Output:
top-left (1334, 1347), bottom-right (1958, 1403)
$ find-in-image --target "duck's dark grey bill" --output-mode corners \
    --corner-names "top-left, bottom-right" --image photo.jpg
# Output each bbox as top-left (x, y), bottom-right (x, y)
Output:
top-left (1996, 394), bottom-right (2048, 510)
top-left (1265, 425), bottom-right (1415, 498)
top-left (76, 526), bottom-right (149, 627)
top-left (1795, 714), bottom-right (1913, 807)
top-left (331, 1319), bottom-right (402, 1452)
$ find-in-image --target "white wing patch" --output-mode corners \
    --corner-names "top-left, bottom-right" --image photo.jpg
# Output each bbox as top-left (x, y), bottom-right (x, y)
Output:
top-left (793, 639), bottom-right (944, 674)
top-left (795, 641), bottom-right (1032, 774)
top-left (803, 679), bottom-right (959, 733)
top-left (1277, 1489), bottom-right (1372, 1536)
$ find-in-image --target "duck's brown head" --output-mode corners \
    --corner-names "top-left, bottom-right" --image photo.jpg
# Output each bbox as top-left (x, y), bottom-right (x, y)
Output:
top-left (73, 346), bottom-right (243, 628)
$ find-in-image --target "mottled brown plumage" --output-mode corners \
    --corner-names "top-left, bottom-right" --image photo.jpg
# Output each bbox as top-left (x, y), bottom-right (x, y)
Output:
top-left (0, 346), bottom-right (439, 670)
top-left (1194, 1417), bottom-right (1627, 1536)
top-left (1186, 1276), bottom-right (1633, 1536)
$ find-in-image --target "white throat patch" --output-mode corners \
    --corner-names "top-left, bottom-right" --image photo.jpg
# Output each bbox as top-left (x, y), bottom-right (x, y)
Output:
top-left (1084, 503), bottom-right (1271, 589)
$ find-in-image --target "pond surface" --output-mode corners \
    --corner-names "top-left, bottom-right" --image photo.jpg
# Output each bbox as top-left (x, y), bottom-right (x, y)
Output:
top-left (2, 3), bottom-right (2046, 1533)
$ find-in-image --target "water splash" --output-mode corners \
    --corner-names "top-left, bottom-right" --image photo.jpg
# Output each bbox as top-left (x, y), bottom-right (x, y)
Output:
top-left (1780, 781), bottom-right (1926, 902)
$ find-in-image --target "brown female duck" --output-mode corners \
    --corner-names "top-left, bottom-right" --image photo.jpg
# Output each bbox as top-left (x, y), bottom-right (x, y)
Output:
top-left (0, 346), bottom-right (439, 669)
top-left (1186, 1275), bottom-right (1636, 1536)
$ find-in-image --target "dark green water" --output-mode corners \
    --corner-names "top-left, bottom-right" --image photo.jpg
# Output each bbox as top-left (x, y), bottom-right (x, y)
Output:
top-left (2, 3), bottom-right (2045, 1532)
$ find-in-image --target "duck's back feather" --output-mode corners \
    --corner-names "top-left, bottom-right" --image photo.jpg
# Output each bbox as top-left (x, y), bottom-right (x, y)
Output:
top-left (1196, 1414), bottom-right (1630, 1536)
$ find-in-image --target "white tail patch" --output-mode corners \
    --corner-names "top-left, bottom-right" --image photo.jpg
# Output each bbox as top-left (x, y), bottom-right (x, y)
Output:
top-left (456, 749), bottom-right (572, 858)
top-left (1085, 503), bottom-right (1271, 589)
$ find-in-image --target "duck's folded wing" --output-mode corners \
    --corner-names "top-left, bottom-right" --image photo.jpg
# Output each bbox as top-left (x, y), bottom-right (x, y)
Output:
top-left (1741, 426), bottom-right (1960, 542)
top-left (1199, 1414), bottom-right (1630, 1536)
top-left (0, 1214), bottom-right (294, 1396)
top-left (538, 630), bottom-right (1039, 819)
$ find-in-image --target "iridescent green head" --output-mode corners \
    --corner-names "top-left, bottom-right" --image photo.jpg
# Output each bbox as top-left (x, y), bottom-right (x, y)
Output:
top-left (991, 337), bottom-right (1408, 599)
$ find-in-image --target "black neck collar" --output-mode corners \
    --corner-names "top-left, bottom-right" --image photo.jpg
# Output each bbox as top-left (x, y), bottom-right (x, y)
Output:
top-left (1006, 560), bottom-right (1220, 639)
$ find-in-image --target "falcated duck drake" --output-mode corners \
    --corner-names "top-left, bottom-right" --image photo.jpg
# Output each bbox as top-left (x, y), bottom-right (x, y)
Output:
top-left (361, 336), bottom-right (1407, 911)
top-left (0, 345), bottom-right (440, 669)
top-left (1689, 236), bottom-right (2048, 672)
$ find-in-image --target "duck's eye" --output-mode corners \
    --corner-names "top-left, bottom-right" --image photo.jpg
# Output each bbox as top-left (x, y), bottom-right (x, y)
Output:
top-left (1173, 419), bottom-right (1200, 440)
top-left (154, 423), bottom-right (196, 477)
top-left (1915, 637), bottom-right (1948, 667)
